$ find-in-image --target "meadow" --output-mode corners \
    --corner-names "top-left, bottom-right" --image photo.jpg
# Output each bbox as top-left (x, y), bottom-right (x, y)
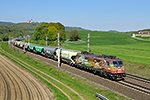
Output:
top-left (65, 31), bottom-right (150, 78)
top-left (0, 42), bottom-right (127, 100)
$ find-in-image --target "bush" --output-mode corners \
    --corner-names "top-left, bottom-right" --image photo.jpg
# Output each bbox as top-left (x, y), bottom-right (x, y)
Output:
top-left (68, 30), bottom-right (80, 41)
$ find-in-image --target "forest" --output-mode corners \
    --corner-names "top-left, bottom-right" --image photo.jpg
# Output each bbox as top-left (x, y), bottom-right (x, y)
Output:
top-left (0, 22), bottom-right (66, 42)
top-left (0, 22), bottom-right (43, 41)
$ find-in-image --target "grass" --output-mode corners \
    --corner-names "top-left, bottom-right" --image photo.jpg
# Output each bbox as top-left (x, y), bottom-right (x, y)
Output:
top-left (0, 43), bottom-right (68, 100)
top-left (0, 42), bottom-right (127, 100)
top-left (64, 31), bottom-right (150, 79)
top-left (137, 36), bottom-right (150, 40)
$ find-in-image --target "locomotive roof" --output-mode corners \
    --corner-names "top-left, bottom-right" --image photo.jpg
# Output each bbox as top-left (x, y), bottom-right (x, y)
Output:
top-left (77, 52), bottom-right (121, 61)
top-left (77, 53), bottom-right (102, 58)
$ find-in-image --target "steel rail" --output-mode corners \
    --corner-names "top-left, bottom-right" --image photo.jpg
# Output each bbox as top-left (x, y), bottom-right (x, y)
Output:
top-left (0, 45), bottom-right (85, 100)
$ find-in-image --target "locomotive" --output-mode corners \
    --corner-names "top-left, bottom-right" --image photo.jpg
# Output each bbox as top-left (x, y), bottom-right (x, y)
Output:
top-left (74, 52), bottom-right (126, 80)
top-left (12, 39), bottom-right (126, 80)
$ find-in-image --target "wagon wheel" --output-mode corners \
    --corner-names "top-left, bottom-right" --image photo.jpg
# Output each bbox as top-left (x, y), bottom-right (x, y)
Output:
top-left (99, 70), bottom-right (103, 76)
top-left (110, 75), bottom-right (116, 80)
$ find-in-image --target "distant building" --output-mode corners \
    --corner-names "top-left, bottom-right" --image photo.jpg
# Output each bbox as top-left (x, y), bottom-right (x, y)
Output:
top-left (27, 19), bottom-right (40, 23)
top-left (27, 19), bottom-right (33, 23)
top-left (139, 31), bottom-right (150, 34)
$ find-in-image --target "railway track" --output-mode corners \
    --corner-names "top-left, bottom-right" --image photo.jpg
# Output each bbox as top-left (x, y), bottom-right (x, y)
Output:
top-left (118, 80), bottom-right (150, 95)
top-left (119, 74), bottom-right (150, 94)
top-left (126, 73), bottom-right (150, 84)
top-left (0, 53), bottom-right (54, 100)
top-left (0, 57), bottom-right (46, 100)
top-left (0, 45), bottom-right (85, 100)
top-left (12, 45), bottom-right (150, 100)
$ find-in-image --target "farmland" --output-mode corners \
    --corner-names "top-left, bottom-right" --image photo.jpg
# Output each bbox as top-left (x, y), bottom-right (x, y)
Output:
top-left (0, 42), bottom-right (128, 100)
top-left (65, 31), bottom-right (150, 79)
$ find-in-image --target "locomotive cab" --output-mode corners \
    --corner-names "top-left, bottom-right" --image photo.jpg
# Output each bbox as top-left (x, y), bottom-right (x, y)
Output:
top-left (107, 60), bottom-right (126, 79)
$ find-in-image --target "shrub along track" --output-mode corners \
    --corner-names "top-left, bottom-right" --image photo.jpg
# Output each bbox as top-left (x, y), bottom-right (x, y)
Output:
top-left (0, 45), bottom-right (85, 100)
top-left (15, 45), bottom-right (150, 100)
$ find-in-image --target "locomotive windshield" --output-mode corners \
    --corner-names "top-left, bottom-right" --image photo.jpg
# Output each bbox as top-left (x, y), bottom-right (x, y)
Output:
top-left (118, 61), bottom-right (123, 66)
top-left (113, 61), bottom-right (123, 66)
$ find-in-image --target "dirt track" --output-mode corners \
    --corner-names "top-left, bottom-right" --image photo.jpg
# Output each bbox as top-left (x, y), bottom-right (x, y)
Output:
top-left (0, 54), bottom-right (54, 100)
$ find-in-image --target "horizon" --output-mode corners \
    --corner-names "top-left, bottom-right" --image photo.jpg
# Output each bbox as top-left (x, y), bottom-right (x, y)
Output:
top-left (1, 0), bottom-right (150, 32)
top-left (0, 20), bottom-right (148, 32)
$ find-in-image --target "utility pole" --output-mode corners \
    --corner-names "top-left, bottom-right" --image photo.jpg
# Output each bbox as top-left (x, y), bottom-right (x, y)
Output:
top-left (23, 36), bottom-right (25, 52)
top-left (87, 32), bottom-right (90, 52)
top-left (58, 32), bottom-right (60, 67)
top-left (8, 36), bottom-right (10, 45)
top-left (27, 35), bottom-right (30, 43)
top-left (46, 36), bottom-right (47, 46)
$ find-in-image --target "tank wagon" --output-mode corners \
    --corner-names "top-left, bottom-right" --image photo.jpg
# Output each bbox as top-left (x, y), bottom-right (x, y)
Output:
top-left (15, 41), bottom-right (21, 47)
top-left (11, 39), bottom-right (16, 44)
top-left (19, 42), bottom-right (25, 48)
top-left (11, 39), bottom-right (126, 80)
top-left (57, 48), bottom-right (81, 65)
top-left (12, 40), bottom-right (17, 46)
top-left (34, 45), bottom-right (45, 54)
top-left (28, 44), bottom-right (38, 52)
top-left (44, 46), bottom-right (58, 59)
top-left (24, 43), bottom-right (30, 50)
top-left (12, 38), bottom-right (21, 46)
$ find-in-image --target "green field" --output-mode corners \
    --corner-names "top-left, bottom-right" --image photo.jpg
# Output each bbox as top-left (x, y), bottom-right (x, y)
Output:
top-left (137, 36), bottom-right (150, 40)
top-left (65, 31), bottom-right (150, 78)
top-left (0, 42), bottom-right (128, 100)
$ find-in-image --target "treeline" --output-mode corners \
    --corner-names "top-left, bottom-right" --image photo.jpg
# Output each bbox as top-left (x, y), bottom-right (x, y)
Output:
top-left (0, 22), bottom-right (42, 41)
top-left (0, 21), bottom-right (81, 42)
top-left (33, 22), bottom-right (66, 41)
top-left (0, 21), bottom-right (14, 25)
top-left (0, 24), bottom-right (20, 41)
top-left (65, 27), bottom-right (88, 31)
top-left (126, 28), bottom-right (150, 34)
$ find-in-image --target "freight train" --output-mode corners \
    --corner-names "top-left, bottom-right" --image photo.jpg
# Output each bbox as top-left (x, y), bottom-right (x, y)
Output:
top-left (11, 39), bottom-right (126, 80)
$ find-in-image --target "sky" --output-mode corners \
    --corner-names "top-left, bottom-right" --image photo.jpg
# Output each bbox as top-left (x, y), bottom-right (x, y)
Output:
top-left (0, 0), bottom-right (150, 32)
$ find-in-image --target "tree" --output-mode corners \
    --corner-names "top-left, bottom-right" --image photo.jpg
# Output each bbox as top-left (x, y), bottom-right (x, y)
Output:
top-left (47, 26), bottom-right (57, 41)
top-left (2, 34), bottom-right (9, 41)
top-left (33, 22), bottom-right (66, 41)
top-left (33, 25), bottom-right (44, 40)
top-left (68, 30), bottom-right (80, 41)
top-left (59, 30), bottom-right (66, 40)
top-left (16, 32), bottom-right (23, 38)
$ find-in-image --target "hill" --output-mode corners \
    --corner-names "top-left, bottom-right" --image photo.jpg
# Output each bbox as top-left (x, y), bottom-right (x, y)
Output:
top-left (10, 22), bottom-right (43, 33)
top-left (65, 31), bottom-right (150, 65)
top-left (65, 26), bottom-right (89, 31)
top-left (107, 30), bottom-right (120, 33)
top-left (127, 28), bottom-right (150, 34)
top-left (0, 22), bottom-right (43, 35)
top-left (64, 31), bottom-right (150, 79)
top-left (0, 21), bottom-right (14, 25)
